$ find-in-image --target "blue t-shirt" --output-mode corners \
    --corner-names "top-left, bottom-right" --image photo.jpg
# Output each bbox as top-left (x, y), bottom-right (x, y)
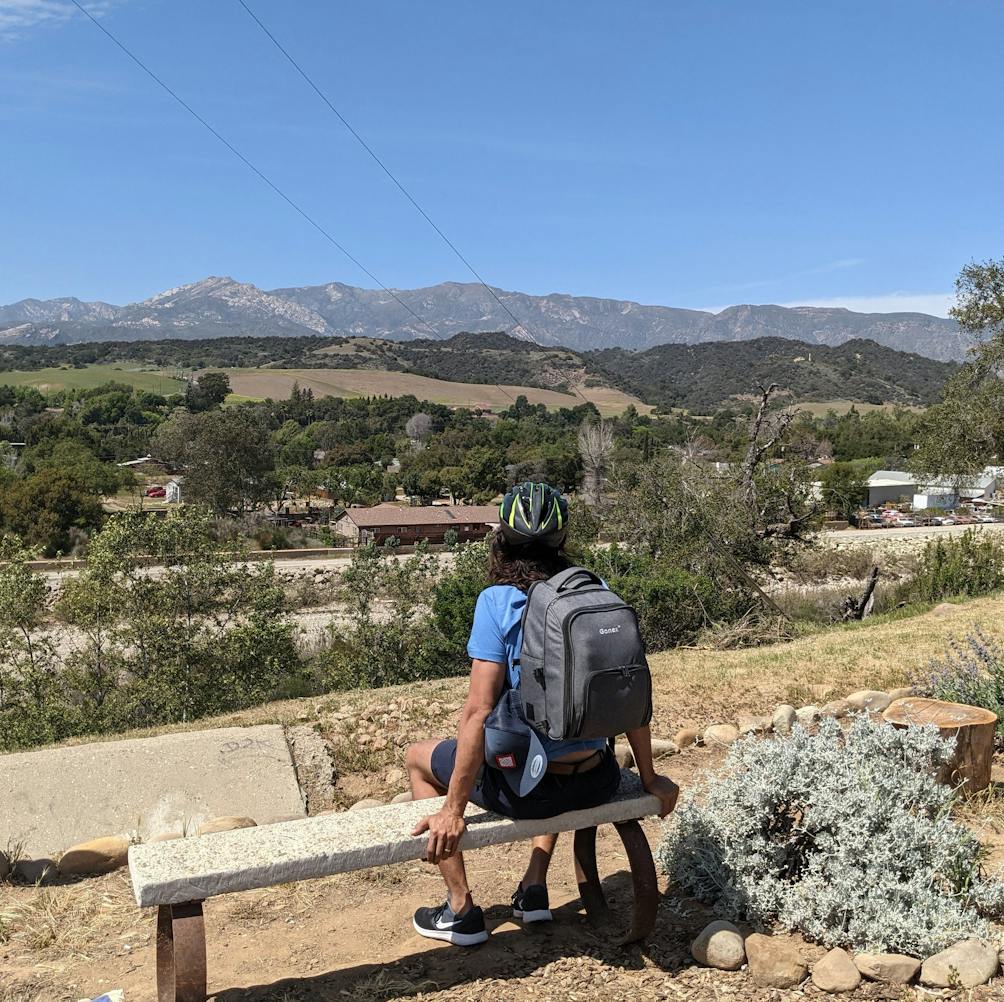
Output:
top-left (467, 584), bottom-right (606, 760)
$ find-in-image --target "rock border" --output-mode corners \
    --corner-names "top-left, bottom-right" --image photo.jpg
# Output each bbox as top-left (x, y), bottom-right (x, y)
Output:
top-left (689, 921), bottom-right (1001, 989)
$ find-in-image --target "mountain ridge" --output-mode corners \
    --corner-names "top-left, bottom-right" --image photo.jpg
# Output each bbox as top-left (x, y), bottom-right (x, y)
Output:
top-left (0, 275), bottom-right (967, 360)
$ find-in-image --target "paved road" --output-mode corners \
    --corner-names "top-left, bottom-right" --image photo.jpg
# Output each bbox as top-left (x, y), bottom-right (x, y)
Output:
top-left (825, 521), bottom-right (1004, 543)
top-left (40, 550), bottom-right (455, 585)
top-left (35, 522), bottom-right (1004, 583)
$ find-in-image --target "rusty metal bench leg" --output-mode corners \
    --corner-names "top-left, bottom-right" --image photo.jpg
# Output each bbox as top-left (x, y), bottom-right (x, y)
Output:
top-left (156, 901), bottom-right (207, 1002)
top-left (573, 821), bottom-right (659, 945)
top-left (614, 819), bottom-right (659, 945)
top-left (573, 826), bottom-right (611, 923)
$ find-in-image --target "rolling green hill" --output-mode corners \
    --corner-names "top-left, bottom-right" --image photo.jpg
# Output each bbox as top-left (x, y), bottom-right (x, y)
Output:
top-left (586, 337), bottom-right (955, 412)
top-left (0, 331), bottom-right (955, 412)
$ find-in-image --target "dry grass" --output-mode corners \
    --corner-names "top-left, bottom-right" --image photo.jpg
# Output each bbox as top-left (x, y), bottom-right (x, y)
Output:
top-left (0, 984), bottom-right (53, 1002)
top-left (223, 367), bottom-right (649, 417)
top-left (342, 968), bottom-right (440, 1001)
top-left (646, 595), bottom-right (1004, 729)
top-left (794, 399), bottom-right (924, 417)
top-left (0, 871), bottom-right (141, 960)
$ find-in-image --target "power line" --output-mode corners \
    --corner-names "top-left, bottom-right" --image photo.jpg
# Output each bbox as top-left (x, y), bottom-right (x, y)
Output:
top-left (235, 1), bottom-right (603, 410)
top-left (235, 0), bottom-right (546, 348)
top-left (69, 1), bottom-right (519, 406)
top-left (67, 0), bottom-right (444, 344)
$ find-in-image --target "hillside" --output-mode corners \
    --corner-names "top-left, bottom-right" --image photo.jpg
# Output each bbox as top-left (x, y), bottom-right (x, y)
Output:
top-left (0, 331), bottom-right (956, 411)
top-left (0, 275), bottom-right (967, 360)
top-left (587, 337), bottom-right (955, 412)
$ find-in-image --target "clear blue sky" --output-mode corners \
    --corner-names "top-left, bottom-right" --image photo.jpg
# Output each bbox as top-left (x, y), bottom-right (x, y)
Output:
top-left (2, 1), bottom-right (1001, 316)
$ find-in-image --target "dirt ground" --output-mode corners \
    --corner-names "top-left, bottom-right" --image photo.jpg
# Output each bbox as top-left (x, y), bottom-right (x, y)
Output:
top-left (4, 746), bottom-right (1003, 1001)
top-left (5, 599), bottom-right (1004, 1001)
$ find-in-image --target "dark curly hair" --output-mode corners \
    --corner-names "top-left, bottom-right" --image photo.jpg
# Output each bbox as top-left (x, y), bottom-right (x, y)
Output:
top-left (487, 529), bottom-right (571, 592)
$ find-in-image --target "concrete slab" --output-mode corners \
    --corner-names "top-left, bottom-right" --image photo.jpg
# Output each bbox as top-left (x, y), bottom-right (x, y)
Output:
top-left (2, 726), bottom-right (305, 855)
top-left (129, 770), bottom-right (660, 907)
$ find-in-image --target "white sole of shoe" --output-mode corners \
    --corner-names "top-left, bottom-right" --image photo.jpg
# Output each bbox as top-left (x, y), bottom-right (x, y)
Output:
top-left (513, 907), bottom-right (553, 924)
top-left (412, 917), bottom-right (489, 946)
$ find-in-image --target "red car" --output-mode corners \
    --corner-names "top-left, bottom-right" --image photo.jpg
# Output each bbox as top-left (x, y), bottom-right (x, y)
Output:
top-left (145, 486), bottom-right (166, 498)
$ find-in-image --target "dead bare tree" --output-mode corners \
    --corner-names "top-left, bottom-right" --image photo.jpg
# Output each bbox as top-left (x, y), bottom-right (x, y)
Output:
top-left (841, 565), bottom-right (881, 621)
top-left (578, 419), bottom-right (614, 507)
top-left (740, 384), bottom-right (817, 540)
top-left (405, 413), bottom-right (434, 444)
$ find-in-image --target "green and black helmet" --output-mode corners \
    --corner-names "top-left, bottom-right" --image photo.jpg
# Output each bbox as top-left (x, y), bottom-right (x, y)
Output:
top-left (498, 481), bottom-right (569, 548)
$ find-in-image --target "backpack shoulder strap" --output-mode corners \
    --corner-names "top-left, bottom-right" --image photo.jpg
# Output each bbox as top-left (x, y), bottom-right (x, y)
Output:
top-left (547, 566), bottom-right (604, 592)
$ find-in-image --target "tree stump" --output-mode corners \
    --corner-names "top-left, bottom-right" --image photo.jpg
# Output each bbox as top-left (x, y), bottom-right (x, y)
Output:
top-left (882, 697), bottom-right (998, 793)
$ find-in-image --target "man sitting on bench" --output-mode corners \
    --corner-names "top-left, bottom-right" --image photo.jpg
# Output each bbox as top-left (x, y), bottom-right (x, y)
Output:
top-left (406, 482), bottom-right (679, 946)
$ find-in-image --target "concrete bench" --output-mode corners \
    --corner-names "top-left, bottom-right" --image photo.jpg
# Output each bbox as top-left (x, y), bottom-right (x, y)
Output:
top-left (128, 770), bottom-right (661, 1002)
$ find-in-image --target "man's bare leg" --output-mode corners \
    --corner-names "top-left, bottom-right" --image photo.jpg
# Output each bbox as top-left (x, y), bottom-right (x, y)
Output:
top-left (523, 834), bottom-right (558, 888)
top-left (406, 739), bottom-right (474, 915)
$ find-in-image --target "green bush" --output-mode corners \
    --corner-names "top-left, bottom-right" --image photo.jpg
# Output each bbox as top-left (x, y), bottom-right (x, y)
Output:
top-left (319, 542), bottom-right (458, 690)
top-left (0, 509), bottom-right (307, 751)
top-left (254, 526), bottom-right (291, 550)
top-left (430, 539), bottom-right (489, 664)
top-left (908, 530), bottom-right (1004, 602)
top-left (584, 544), bottom-right (739, 650)
top-left (0, 537), bottom-right (82, 748)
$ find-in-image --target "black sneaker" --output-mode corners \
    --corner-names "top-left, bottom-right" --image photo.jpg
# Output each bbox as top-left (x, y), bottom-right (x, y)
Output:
top-left (412, 901), bottom-right (489, 946)
top-left (511, 883), bottom-right (552, 924)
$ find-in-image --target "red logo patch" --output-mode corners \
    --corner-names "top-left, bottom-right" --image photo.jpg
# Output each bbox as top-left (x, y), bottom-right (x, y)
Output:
top-left (495, 753), bottom-right (517, 769)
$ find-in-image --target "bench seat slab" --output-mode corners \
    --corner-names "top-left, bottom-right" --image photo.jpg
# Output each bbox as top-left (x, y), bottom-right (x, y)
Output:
top-left (130, 770), bottom-right (659, 908)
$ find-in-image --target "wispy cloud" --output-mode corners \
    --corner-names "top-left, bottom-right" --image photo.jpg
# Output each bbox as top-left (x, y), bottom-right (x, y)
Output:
top-left (712, 258), bottom-right (867, 295)
top-left (0, 1), bottom-right (114, 40)
top-left (778, 291), bottom-right (955, 318)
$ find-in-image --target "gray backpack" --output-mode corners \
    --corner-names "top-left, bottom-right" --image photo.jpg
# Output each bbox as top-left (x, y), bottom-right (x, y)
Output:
top-left (516, 567), bottom-right (652, 741)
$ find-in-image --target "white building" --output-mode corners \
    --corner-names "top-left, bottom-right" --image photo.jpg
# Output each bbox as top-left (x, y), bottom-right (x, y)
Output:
top-left (166, 478), bottom-right (183, 504)
top-left (866, 468), bottom-right (999, 510)
top-left (865, 470), bottom-right (918, 507)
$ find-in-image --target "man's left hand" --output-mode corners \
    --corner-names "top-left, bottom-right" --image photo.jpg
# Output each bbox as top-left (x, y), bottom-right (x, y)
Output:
top-left (644, 774), bottom-right (680, 817)
top-left (412, 807), bottom-right (467, 864)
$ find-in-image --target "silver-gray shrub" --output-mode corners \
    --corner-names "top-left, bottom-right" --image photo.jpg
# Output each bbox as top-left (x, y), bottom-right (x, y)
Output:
top-left (658, 716), bottom-right (1004, 955)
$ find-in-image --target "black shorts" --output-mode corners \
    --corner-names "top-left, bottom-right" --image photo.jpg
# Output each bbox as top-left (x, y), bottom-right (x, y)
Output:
top-left (430, 739), bottom-right (621, 820)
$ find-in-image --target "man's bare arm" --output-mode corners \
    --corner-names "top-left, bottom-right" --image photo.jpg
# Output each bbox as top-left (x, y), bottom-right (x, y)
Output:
top-left (626, 723), bottom-right (680, 818)
top-left (412, 659), bottom-right (505, 862)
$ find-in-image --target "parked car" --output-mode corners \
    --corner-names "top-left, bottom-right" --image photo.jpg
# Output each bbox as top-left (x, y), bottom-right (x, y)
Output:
top-left (896, 518), bottom-right (917, 527)
top-left (145, 486), bottom-right (166, 498)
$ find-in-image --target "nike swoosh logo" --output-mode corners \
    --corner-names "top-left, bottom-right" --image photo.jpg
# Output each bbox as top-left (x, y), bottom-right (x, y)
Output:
top-left (435, 916), bottom-right (458, 930)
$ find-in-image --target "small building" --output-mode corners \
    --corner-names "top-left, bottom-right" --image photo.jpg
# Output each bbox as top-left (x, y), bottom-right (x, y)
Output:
top-left (913, 469), bottom-right (999, 510)
top-left (865, 470), bottom-right (918, 507)
top-left (0, 441), bottom-right (25, 470)
top-left (166, 478), bottom-right (183, 504)
top-left (334, 503), bottom-right (499, 546)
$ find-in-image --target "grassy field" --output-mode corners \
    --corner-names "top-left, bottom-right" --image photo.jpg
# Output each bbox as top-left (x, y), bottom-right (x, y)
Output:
top-left (223, 367), bottom-right (651, 416)
top-left (794, 398), bottom-right (924, 417)
top-left (0, 364), bottom-right (185, 395)
top-left (0, 361), bottom-right (648, 415)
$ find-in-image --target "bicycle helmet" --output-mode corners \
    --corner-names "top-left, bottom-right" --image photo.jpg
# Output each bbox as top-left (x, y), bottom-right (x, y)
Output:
top-left (498, 481), bottom-right (568, 548)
